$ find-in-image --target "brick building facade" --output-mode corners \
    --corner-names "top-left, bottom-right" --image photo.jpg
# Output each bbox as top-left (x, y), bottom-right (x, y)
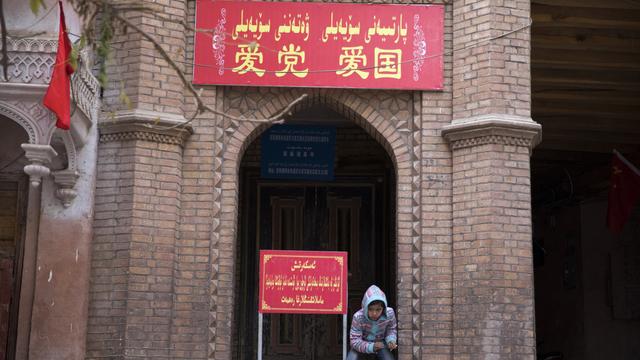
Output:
top-left (85, 0), bottom-right (540, 359)
top-left (7, 0), bottom-right (638, 359)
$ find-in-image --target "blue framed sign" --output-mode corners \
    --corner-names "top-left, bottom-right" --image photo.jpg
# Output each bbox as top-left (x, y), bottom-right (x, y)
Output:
top-left (261, 125), bottom-right (336, 181)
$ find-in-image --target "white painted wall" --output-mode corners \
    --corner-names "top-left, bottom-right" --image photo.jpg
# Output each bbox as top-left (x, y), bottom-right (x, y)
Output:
top-left (6, 0), bottom-right (81, 40)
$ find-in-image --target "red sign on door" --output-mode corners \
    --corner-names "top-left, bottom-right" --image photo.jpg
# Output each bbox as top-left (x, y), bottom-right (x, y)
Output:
top-left (194, 1), bottom-right (444, 90)
top-left (259, 250), bottom-right (348, 314)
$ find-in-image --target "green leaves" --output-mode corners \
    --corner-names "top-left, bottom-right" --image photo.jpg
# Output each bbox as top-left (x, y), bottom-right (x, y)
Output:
top-left (119, 81), bottom-right (132, 109)
top-left (29, 0), bottom-right (46, 15)
top-left (69, 34), bottom-right (86, 71)
top-left (96, 3), bottom-right (113, 87)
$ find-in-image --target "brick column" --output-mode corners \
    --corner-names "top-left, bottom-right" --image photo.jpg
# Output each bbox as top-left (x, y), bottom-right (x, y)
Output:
top-left (444, 0), bottom-right (541, 358)
top-left (87, 2), bottom-right (191, 358)
top-left (87, 121), bottom-right (191, 359)
top-left (103, 0), bottom-right (188, 117)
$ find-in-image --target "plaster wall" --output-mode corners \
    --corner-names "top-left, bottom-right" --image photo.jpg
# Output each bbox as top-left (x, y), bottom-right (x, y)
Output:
top-left (27, 119), bottom-right (98, 359)
top-left (5, 0), bottom-right (81, 38)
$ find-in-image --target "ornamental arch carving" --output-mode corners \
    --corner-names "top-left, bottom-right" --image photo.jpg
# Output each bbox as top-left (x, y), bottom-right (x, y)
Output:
top-left (0, 100), bottom-right (42, 145)
top-left (0, 100), bottom-right (81, 206)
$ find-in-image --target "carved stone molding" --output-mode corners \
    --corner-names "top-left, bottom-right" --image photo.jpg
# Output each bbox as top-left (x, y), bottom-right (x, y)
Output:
top-left (0, 100), bottom-right (40, 144)
top-left (55, 130), bottom-right (78, 171)
top-left (21, 144), bottom-right (57, 187)
top-left (1, 36), bottom-right (100, 207)
top-left (53, 169), bottom-right (80, 207)
top-left (1, 37), bottom-right (57, 85)
top-left (10, 100), bottom-right (56, 144)
top-left (49, 130), bottom-right (80, 207)
top-left (441, 114), bottom-right (542, 152)
top-left (99, 109), bottom-right (194, 147)
top-left (1, 37), bottom-right (100, 148)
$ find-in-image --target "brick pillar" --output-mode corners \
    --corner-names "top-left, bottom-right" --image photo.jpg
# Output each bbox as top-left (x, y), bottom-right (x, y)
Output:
top-left (87, 123), bottom-right (191, 359)
top-left (103, 0), bottom-right (187, 117)
top-left (443, 0), bottom-right (541, 358)
top-left (86, 2), bottom-right (191, 358)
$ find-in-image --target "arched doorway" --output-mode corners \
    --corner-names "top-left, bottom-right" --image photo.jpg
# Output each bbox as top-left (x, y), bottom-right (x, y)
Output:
top-left (232, 105), bottom-right (397, 360)
top-left (0, 117), bottom-right (29, 360)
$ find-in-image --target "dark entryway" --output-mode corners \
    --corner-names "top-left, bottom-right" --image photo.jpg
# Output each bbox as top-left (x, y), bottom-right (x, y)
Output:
top-left (531, 0), bottom-right (640, 358)
top-left (0, 119), bottom-right (29, 360)
top-left (233, 111), bottom-right (396, 360)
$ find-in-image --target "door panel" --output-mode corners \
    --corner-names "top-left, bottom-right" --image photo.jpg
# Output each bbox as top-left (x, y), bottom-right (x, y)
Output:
top-left (0, 180), bottom-right (26, 360)
top-left (268, 196), bottom-right (304, 354)
top-left (235, 177), bottom-right (393, 360)
top-left (260, 184), bottom-right (376, 360)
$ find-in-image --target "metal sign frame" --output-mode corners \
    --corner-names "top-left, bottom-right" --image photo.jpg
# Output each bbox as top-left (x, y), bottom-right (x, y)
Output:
top-left (257, 250), bottom-right (348, 359)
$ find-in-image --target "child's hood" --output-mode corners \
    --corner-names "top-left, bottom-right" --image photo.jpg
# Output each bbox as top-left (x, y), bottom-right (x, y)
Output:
top-left (361, 285), bottom-right (388, 321)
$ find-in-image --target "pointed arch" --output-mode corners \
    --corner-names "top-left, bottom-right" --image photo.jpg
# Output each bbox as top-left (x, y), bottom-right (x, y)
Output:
top-left (0, 100), bottom-right (40, 144)
top-left (210, 88), bottom-right (419, 359)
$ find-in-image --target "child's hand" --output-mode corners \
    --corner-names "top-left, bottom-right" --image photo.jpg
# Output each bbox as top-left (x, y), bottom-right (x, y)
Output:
top-left (387, 341), bottom-right (397, 351)
top-left (374, 342), bottom-right (385, 351)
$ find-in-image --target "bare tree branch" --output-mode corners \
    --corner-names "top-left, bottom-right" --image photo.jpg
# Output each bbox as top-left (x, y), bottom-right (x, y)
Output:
top-left (1, 0), bottom-right (307, 129)
top-left (0, 0), bottom-right (9, 81)
top-left (85, 0), bottom-right (307, 128)
top-left (156, 92), bottom-right (308, 131)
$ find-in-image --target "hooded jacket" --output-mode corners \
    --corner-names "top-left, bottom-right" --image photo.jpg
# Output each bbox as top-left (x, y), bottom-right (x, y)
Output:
top-left (349, 285), bottom-right (397, 353)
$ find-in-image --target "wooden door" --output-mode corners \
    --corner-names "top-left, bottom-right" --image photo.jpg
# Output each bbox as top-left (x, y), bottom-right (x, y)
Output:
top-left (259, 183), bottom-right (382, 360)
top-left (0, 180), bottom-right (26, 360)
top-left (235, 174), bottom-right (394, 360)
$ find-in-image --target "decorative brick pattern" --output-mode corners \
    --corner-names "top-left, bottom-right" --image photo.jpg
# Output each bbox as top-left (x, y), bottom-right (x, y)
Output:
top-left (167, 2), bottom-right (218, 357)
top-left (419, 4), bottom-right (455, 359)
top-left (99, 131), bottom-right (188, 146)
top-left (169, 108), bottom-right (219, 360)
top-left (449, 134), bottom-right (533, 150)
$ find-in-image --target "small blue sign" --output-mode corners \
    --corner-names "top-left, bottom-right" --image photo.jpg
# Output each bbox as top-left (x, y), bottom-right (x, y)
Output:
top-left (261, 124), bottom-right (336, 181)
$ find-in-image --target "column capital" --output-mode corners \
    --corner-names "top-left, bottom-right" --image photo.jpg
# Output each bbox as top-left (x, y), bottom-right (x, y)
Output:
top-left (21, 143), bottom-right (57, 187)
top-left (442, 113), bottom-right (542, 152)
top-left (99, 109), bottom-right (194, 147)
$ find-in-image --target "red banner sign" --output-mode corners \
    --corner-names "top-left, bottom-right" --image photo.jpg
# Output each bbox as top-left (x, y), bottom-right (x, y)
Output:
top-left (194, 1), bottom-right (444, 90)
top-left (259, 250), bottom-right (348, 314)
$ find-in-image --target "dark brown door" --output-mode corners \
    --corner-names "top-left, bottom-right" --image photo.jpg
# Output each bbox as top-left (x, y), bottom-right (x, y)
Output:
top-left (0, 180), bottom-right (26, 360)
top-left (235, 176), bottom-right (394, 360)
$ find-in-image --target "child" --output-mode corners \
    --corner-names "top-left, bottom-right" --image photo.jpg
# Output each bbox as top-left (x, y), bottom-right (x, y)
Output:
top-left (347, 285), bottom-right (397, 360)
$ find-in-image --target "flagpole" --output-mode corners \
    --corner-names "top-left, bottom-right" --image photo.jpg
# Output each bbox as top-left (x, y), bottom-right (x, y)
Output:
top-left (613, 149), bottom-right (640, 177)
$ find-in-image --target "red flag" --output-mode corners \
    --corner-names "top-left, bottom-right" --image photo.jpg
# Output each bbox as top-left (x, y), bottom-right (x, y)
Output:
top-left (607, 150), bottom-right (640, 234)
top-left (43, 1), bottom-right (75, 130)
